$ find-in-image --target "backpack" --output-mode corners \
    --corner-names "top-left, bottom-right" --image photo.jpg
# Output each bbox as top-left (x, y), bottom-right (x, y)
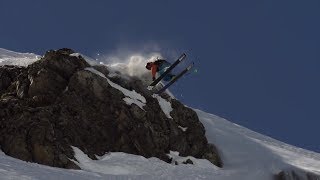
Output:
top-left (154, 59), bottom-right (168, 66)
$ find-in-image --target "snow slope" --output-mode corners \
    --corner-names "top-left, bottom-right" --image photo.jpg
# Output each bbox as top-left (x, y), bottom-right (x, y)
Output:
top-left (0, 48), bottom-right (320, 180)
top-left (0, 109), bottom-right (319, 180)
top-left (0, 48), bottom-right (40, 66)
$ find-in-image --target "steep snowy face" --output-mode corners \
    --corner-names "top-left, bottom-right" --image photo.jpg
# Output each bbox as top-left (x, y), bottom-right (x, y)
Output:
top-left (197, 109), bottom-right (320, 180)
top-left (0, 48), bottom-right (40, 66)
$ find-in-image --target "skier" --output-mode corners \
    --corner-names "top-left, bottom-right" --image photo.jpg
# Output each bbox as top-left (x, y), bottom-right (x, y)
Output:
top-left (145, 59), bottom-right (175, 81)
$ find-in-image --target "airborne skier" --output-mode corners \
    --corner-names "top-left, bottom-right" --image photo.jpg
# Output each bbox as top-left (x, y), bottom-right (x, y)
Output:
top-left (145, 53), bottom-right (194, 94)
top-left (145, 59), bottom-right (175, 81)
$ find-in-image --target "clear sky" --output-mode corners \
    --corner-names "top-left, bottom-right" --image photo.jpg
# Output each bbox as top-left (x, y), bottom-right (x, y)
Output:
top-left (1, 0), bottom-right (319, 152)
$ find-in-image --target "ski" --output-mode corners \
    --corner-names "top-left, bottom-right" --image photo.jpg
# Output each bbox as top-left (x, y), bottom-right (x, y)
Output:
top-left (156, 62), bottom-right (194, 94)
top-left (148, 53), bottom-right (187, 88)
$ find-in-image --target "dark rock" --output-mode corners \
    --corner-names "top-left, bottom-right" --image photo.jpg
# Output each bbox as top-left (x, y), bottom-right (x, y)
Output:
top-left (32, 144), bottom-right (54, 165)
top-left (0, 48), bottom-right (222, 170)
top-left (16, 75), bottom-right (30, 98)
top-left (0, 69), bottom-right (12, 92)
top-left (183, 159), bottom-right (194, 165)
top-left (0, 66), bottom-right (26, 95)
top-left (274, 170), bottom-right (320, 180)
top-left (1, 134), bottom-right (32, 162)
top-left (202, 144), bottom-right (223, 167)
top-left (28, 68), bottom-right (67, 97)
top-left (92, 65), bottom-right (109, 76)
top-left (32, 48), bottom-right (89, 80)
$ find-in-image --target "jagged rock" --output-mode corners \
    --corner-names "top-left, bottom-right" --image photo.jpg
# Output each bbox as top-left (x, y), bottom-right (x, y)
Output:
top-left (27, 48), bottom-right (89, 99)
top-left (0, 48), bottom-right (222, 170)
top-left (28, 68), bottom-right (67, 97)
top-left (0, 65), bottom-right (25, 94)
top-left (29, 48), bottom-right (89, 80)
top-left (16, 75), bottom-right (30, 98)
top-left (0, 69), bottom-right (12, 92)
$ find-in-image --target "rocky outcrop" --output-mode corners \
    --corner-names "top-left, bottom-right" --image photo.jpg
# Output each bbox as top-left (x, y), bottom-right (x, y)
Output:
top-left (0, 48), bottom-right (222, 169)
top-left (274, 170), bottom-right (320, 180)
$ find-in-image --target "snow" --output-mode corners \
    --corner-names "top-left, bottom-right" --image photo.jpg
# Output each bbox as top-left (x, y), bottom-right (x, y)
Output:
top-left (122, 97), bottom-right (146, 111)
top-left (178, 126), bottom-right (188, 132)
top-left (71, 146), bottom-right (218, 179)
top-left (196, 109), bottom-right (320, 179)
top-left (0, 48), bottom-right (40, 66)
top-left (153, 94), bottom-right (173, 119)
top-left (1, 49), bottom-right (320, 180)
top-left (70, 53), bottom-right (81, 58)
top-left (0, 103), bottom-right (319, 180)
top-left (85, 67), bottom-right (146, 110)
top-left (77, 53), bottom-right (101, 66)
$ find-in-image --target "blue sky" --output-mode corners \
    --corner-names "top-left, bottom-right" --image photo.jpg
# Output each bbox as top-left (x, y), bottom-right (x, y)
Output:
top-left (0, 0), bottom-right (319, 152)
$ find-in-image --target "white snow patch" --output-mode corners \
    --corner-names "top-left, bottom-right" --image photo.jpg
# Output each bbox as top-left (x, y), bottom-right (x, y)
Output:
top-left (123, 97), bottom-right (146, 111)
top-left (85, 67), bottom-right (146, 110)
top-left (0, 48), bottom-right (40, 66)
top-left (70, 53), bottom-right (81, 58)
top-left (153, 94), bottom-right (173, 119)
top-left (71, 146), bottom-right (218, 179)
top-left (106, 77), bottom-right (146, 110)
top-left (71, 146), bottom-right (141, 175)
top-left (178, 126), bottom-right (188, 132)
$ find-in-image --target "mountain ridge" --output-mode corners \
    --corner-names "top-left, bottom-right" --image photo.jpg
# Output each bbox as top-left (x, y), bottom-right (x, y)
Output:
top-left (0, 48), bottom-right (319, 180)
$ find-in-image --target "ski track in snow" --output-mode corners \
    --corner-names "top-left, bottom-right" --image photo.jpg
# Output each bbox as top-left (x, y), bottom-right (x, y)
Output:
top-left (1, 48), bottom-right (320, 180)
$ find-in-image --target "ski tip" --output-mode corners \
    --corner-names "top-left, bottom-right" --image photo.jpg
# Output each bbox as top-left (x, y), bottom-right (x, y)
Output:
top-left (187, 62), bottom-right (195, 70)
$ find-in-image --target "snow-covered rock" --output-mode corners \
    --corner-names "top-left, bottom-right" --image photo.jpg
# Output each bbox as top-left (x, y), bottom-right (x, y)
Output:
top-left (0, 48), bottom-right (220, 171)
top-left (0, 48), bottom-right (40, 67)
top-left (153, 94), bottom-right (173, 118)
